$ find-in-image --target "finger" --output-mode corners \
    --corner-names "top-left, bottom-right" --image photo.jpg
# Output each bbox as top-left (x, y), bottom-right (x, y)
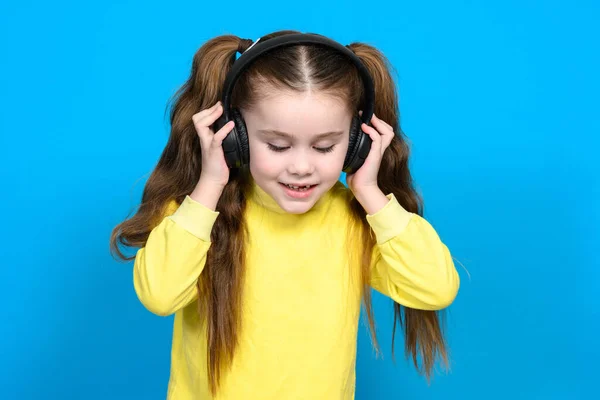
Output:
top-left (212, 121), bottom-right (235, 147)
top-left (192, 102), bottom-right (220, 123)
top-left (382, 132), bottom-right (394, 148)
top-left (370, 116), bottom-right (394, 153)
top-left (361, 123), bottom-right (382, 148)
top-left (195, 102), bottom-right (224, 128)
top-left (372, 114), bottom-right (395, 134)
top-left (381, 121), bottom-right (393, 132)
top-left (194, 106), bottom-right (225, 144)
top-left (371, 113), bottom-right (393, 134)
top-left (372, 120), bottom-right (394, 156)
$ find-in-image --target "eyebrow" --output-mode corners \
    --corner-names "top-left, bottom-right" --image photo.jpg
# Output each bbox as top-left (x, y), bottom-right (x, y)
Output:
top-left (257, 129), bottom-right (345, 139)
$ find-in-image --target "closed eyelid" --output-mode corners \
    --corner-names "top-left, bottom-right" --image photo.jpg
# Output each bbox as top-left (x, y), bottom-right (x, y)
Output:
top-left (262, 139), bottom-right (341, 147)
top-left (266, 143), bottom-right (335, 153)
top-left (258, 129), bottom-right (345, 141)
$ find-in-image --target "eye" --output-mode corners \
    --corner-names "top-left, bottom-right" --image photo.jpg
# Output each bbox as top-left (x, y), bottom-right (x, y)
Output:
top-left (267, 143), bottom-right (289, 152)
top-left (314, 145), bottom-right (335, 153)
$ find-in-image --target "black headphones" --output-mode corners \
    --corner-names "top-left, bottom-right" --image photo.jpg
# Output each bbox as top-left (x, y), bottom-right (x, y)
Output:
top-left (213, 33), bottom-right (375, 174)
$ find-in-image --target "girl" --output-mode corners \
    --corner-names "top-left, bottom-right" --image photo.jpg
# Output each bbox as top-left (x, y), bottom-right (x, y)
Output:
top-left (111, 30), bottom-right (460, 400)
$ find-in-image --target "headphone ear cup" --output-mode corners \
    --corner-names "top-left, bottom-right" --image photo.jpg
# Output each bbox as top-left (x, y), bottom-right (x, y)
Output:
top-left (343, 116), bottom-right (372, 174)
top-left (231, 108), bottom-right (250, 167)
top-left (215, 114), bottom-right (238, 169)
top-left (343, 116), bottom-right (361, 170)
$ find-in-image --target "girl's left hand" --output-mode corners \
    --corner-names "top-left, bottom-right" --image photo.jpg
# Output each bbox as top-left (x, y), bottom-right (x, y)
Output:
top-left (346, 113), bottom-right (395, 196)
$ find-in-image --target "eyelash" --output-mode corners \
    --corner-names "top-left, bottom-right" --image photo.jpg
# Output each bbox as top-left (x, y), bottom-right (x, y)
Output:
top-left (267, 144), bottom-right (335, 153)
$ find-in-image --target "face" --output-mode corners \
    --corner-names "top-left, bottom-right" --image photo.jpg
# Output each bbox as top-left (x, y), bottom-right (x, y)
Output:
top-left (242, 90), bottom-right (352, 214)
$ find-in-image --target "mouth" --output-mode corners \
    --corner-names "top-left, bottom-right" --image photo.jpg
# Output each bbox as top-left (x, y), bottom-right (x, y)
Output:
top-left (279, 182), bottom-right (318, 192)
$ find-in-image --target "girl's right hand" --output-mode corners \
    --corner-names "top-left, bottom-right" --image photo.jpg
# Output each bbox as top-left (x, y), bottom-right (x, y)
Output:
top-left (192, 101), bottom-right (236, 189)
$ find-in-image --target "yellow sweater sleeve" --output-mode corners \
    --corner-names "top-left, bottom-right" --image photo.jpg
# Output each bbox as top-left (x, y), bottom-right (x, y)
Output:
top-left (133, 195), bottom-right (219, 316)
top-left (366, 194), bottom-right (460, 310)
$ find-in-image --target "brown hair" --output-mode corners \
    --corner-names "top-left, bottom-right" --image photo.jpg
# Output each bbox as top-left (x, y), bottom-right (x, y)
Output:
top-left (110, 30), bottom-right (448, 395)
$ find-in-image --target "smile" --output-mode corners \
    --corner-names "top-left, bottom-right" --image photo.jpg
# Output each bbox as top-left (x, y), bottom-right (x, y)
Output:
top-left (278, 182), bottom-right (318, 198)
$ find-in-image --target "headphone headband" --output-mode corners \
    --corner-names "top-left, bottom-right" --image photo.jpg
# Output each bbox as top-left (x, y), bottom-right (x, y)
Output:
top-left (220, 33), bottom-right (375, 124)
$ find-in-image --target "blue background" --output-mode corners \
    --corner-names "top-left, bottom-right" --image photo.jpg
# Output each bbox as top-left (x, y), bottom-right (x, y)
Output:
top-left (1, 0), bottom-right (598, 399)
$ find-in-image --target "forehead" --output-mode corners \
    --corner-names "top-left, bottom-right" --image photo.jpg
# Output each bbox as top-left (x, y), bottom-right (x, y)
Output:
top-left (245, 90), bottom-right (353, 137)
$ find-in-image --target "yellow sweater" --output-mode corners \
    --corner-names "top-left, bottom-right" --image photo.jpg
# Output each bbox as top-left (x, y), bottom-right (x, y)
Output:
top-left (133, 180), bottom-right (459, 399)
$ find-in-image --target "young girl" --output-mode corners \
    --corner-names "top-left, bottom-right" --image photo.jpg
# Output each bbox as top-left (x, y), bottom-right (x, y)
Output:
top-left (111, 30), bottom-right (460, 400)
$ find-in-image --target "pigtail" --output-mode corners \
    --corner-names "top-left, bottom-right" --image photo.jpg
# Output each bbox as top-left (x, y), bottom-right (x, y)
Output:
top-left (110, 34), bottom-right (253, 396)
top-left (110, 35), bottom-right (240, 258)
top-left (347, 42), bottom-right (449, 379)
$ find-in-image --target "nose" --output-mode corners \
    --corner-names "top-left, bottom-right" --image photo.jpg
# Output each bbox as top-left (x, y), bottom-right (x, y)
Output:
top-left (287, 149), bottom-right (314, 176)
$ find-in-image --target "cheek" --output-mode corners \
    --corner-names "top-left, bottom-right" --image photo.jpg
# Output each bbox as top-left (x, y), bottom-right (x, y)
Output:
top-left (328, 141), bottom-right (350, 169)
top-left (312, 146), bottom-right (348, 178)
top-left (249, 145), bottom-right (280, 177)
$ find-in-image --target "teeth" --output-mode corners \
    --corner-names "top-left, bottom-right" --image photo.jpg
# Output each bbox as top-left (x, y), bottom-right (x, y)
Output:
top-left (284, 184), bottom-right (311, 190)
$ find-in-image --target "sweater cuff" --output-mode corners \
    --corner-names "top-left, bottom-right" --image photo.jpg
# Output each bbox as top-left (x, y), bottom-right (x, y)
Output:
top-left (168, 195), bottom-right (219, 242)
top-left (365, 193), bottom-right (413, 244)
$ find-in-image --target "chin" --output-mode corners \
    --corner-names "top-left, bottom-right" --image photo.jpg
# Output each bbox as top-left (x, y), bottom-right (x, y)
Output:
top-left (276, 201), bottom-right (315, 215)
top-left (271, 181), bottom-right (336, 214)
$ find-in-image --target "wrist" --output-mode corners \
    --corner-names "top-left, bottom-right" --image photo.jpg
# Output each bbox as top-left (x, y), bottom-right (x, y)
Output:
top-left (353, 186), bottom-right (389, 215)
top-left (190, 178), bottom-right (225, 211)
